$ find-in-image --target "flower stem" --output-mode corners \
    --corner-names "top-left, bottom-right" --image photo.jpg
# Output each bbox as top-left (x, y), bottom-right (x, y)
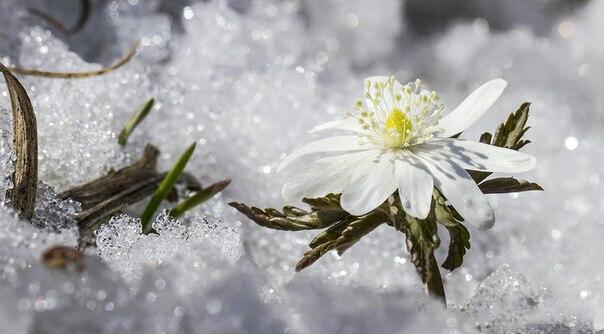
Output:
top-left (427, 252), bottom-right (447, 306)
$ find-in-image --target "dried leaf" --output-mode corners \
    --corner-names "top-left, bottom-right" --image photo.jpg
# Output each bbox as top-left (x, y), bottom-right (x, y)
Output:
top-left (28, 0), bottom-right (90, 34)
top-left (140, 142), bottom-right (196, 233)
top-left (0, 63), bottom-right (38, 220)
top-left (60, 144), bottom-right (159, 209)
top-left (42, 246), bottom-right (85, 272)
top-left (441, 223), bottom-right (471, 271)
top-left (77, 173), bottom-right (165, 234)
top-left (478, 177), bottom-right (543, 194)
top-left (170, 179), bottom-right (231, 218)
top-left (9, 41), bottom-right (139, 79)
top-left (118, 98), bottom-right (155, 146)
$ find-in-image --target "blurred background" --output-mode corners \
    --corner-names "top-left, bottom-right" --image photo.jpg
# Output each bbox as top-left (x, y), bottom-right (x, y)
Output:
top-left (0, 0), bottom-right (603, 333)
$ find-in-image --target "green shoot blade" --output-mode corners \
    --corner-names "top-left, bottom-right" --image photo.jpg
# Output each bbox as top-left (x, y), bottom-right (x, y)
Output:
top-left (118, 98), bottom-right (155, 146)
top-left (140, 142), bottom-right (196, 233)
top-left (170, 179), bottom-right (231, 218)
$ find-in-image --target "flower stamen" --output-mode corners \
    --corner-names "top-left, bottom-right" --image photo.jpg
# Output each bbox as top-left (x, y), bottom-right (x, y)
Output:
top-left (385, 108), bottom-right (412, 147)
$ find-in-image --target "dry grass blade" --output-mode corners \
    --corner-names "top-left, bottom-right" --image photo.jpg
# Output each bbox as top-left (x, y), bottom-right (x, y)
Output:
top-left (118, 98), bottom-right (155, 146)
top-left (77, 174), bottom-right (166, 234)
top-left (0, 63), bottom-right (38, 220)
top-left (28, 0), bottom-right (91, 34)
top-left (9, 41), bottom-right (139, 79)
top-left (60, 144), bottom-right (159, 209)
top-left (170, 179), bottom-right (231, 218)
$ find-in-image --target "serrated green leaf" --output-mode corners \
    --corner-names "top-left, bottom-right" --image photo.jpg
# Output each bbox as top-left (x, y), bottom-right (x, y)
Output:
top-left (308, 219), bottom-right (351, 248)
top-left (141, 142), bottom-right (196, 233)
top-left (492, 102), bottom-right (530, 148)
top-left (394, 205), bottom-right (440, 283)
top-left (478, 177), bottom-right (543, 194)
top-left (479, 132), bottom-right (492, 144)
top-left (228, 201), bottom-right (347, 231)
top-left (295, 211), bottom-right (386, 271)
top-left (470, 103), bottom-right (532, 184)
top-left (333, 213), bottom-right (384, 255)
top-left (118, 98), bottom-right (154, 146)
top-left (301, 193), bottom-right (342, 210)
top-left (441, 223), bottom-right (471, 271)
top-left (294, 241), bottom-right (337, 273)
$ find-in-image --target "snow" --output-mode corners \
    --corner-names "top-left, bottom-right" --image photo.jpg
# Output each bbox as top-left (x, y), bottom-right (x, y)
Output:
top-left (0, 0), bottom-right (603, 333)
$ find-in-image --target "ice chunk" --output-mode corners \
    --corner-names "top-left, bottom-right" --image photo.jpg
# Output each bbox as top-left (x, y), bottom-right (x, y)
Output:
top-left (96, 212), bottom-right (242, 285)
top-left (12, 27), bottom-right (152, 191)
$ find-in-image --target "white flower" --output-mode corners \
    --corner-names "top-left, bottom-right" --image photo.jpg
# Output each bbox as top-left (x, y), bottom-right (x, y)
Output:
top-left (278, 76), bottom-right (536, 230)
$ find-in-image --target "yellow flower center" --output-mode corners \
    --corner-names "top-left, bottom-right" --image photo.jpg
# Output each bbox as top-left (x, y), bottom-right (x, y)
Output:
top-left (384, 108), bottom-right (412, 147)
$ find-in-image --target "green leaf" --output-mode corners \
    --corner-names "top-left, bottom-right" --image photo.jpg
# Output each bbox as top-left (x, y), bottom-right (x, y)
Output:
top-left (492, 102), bottom-right (531, 149)
top-left (170, 179), bottom-right (231, 218)
top-left (470, 102), bottom-right (532, 183)
top-left (0, 63), bottom-right (38, 220)
top-left (141, 142), bottom-right (196, 233)
top-left (295, 211), bottom-right (386, 271)
top-left (308, 219), bottom-right (351, 248)
top-left (294, 241), bottom-right (337, 273)
top-left (479, 132), bottom-right (492, 144)
top-left (301, 193), bottom-right (342, 210)
top-left (427, 190), bottom-right (471, 271)
top-left (394, 206), bottom-right (440, 284)
top-left (441, 223), bottom-right (471, 271)
top-left (478, 177), bottom-right (543, 194)
top-left (229, 201), bottom-right (347, 231)
top-left (118, 98), bottom-right (155, 146)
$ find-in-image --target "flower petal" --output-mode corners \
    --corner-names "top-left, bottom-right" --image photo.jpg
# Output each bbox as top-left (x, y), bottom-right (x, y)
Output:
top-left (438, 79), bottom-right (507, 137)
top-left (277, 136), bottom-right (368, 173)
top-left (418, 155), bottom-right (495, 230)
top-left (308, 117), bottom-right (363, 134)
top-left (281, 150), bottom-right (377, 203)
top-left (340, 154), bottom-right (397, 216)
top-left (415, 138), bottom-right (536, 173)
top-left (395, 154), bottom-right (433, 219)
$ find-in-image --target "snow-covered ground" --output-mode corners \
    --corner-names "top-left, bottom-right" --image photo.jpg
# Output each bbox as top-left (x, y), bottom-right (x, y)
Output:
top-left (0, 0), bottom-right (602, 332)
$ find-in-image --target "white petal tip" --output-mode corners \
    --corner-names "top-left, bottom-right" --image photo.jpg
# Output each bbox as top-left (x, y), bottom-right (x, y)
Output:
top-left (276, 162), bottom-right (287, 173)
top-left (402, 200), bottom-right (430, 220)
top-left (281, 183), bottom-right (300, 203)
top-left (308, 124), bottom-right (328, 134)
top-left (407, 210), bottom-right (430, 220)
top-left (341, 201), bottom-right (373, 216)
top-left (469, 213), bottom-right (495, 231)
top-left (492, 78), bottom-right (508, 87)
top-left (345, 208), bottom-right (370, 216)
top-left (526, 156), bottom-right (537, 171)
